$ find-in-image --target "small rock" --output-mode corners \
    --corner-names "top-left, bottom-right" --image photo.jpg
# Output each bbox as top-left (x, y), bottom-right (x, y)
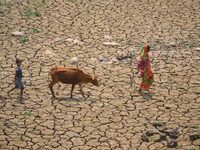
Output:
top-left (98, 55), bottom-right (107, 62)
top-left (162, 127), bottom-right (179, 139)
top-left (193, 139), bottom-right (200, 146)
top-left (73, 39), bottom-right (83, 45)
top-left (152, 121), bottom-right (164, 128)
top-left (167, 139), bottom-right (177, 148)
top-left (157, 126), bottom-right (168, 132)
top-left (69, 57), bottom-right (79, 65)
top-left (155, 134), bottom-right (166, 142)
top-left (116, 52), bottom-right (132, 62)
top-left (145, 129), bottom-right (158, 137)
top-left (111, 57), bottom-right (119, 63)
top-left (12, 31), bottom-right (24, 36)
top-left (189, 132), bottom-right (200, 141)
top-left (149, 134), bottom-right (161, 142)
top-left (141, 133), bottom-right (149, 142)
top-left (169, 132), bottom-right (179, 139)
top-left (169, 128), bottom-right (180, 139)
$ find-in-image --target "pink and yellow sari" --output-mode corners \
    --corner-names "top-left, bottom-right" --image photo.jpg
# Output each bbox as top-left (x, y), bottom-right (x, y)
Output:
top-left (137, 45), bottom-right (154, 90)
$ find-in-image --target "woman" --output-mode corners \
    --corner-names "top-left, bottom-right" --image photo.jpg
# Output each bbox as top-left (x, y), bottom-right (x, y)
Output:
top-left (137, 45), bottom-right (154, 92)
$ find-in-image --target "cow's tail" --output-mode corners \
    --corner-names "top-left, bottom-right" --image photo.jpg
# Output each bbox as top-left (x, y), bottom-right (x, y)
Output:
top-left (48, 67), bottom-right (55, 83)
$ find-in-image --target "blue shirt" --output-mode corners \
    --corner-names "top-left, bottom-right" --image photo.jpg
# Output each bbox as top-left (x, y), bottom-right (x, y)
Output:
top-left (16, 67), bottom-right (23, 79)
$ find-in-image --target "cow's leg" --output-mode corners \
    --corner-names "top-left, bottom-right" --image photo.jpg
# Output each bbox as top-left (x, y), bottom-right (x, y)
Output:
top-left (49, 81), bottom-right (56, 98)
top-left (78, 84), bottom-right (86, 99)
top-left (70, 84), bottom-right (75, 99)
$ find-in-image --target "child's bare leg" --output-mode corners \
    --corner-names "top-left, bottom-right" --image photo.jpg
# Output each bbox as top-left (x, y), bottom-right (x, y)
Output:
top-left (19, 88), bottom-right (24, 101)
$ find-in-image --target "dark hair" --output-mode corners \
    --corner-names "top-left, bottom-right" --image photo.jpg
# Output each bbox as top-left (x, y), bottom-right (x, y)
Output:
top-left (146, 45), bottom-right (150, 52)
top-left (16, 58), bottom-right (23, 64)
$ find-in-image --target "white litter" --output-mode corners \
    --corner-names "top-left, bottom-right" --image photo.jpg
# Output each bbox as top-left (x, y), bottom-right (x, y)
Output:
top-left (69, 57), bottom-right (79, 65)
top-left (65, 38), bottom-right (83, 45)
top-left (65, 38), bottom-right (74, 42)
top-left (12, 31), bottom-right (24, 36)
top-left (73, 39), bottom-right (83, 45)
top-left (193, 47), bottom-right (200, 51)
top-left (44, 49), bottom-right (54, 55)
top-left (103, 41), bottom-right (120, 46)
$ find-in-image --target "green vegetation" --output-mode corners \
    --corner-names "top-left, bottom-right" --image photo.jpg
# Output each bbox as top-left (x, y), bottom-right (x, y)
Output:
top-left (36, 1), bottom-right (46, 8)
top-left (32, 28), bottom-right (40, 33)
top-left (186, 148), bottom-right (196, 150)
top-left (196, 126), bottom-right (200, 130)
top-left (0, 0), bottom-right (11, 6)
top-left (21, 1), bottom-right (47, 18)
top-left (0, 0), bottom-right (11, 14)
top-left (23, 8), bottom-right (42, 17)
top-left (129, 52), bottom-right (134, 61)
top-left (19, 36), bottom-right (29, 43)
top-left (22, 111), bottom-right (33, 117)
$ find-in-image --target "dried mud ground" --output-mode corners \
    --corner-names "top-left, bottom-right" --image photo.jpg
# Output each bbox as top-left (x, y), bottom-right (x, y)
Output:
top-left (0, 0), bottom-right (200, 150)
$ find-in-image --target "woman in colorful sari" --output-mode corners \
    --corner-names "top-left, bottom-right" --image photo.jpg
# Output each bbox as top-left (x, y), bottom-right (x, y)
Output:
top-left (137, 45), bottom-right (154, 92)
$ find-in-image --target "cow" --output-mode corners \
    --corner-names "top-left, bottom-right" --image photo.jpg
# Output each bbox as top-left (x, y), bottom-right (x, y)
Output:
top-left (49, 67), bottom-right (99, 99)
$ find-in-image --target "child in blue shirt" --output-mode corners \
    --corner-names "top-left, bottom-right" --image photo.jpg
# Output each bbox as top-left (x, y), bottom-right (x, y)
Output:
top-left (8, 58), bottom-right (24, 103)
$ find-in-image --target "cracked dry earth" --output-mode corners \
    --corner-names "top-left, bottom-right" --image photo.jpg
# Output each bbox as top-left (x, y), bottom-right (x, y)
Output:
top-left (0, 0), bottom-right (200, 150)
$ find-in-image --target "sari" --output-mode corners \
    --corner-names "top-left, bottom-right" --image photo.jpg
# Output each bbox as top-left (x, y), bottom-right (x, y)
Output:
top-left (137, 45), bottom-right (154, 90)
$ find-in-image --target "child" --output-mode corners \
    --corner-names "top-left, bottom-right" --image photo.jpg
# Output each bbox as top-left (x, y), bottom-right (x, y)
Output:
top-left (137, 45), bottom-right (154, 93)
top-left (7, 58), bottom-right (24, 102)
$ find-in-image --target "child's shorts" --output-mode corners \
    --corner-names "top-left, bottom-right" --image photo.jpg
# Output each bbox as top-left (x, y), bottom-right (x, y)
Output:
top-left (15, 78), bottom-right (24, 89)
